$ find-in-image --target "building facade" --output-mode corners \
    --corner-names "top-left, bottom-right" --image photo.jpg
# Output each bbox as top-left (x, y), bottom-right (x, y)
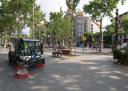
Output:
top-left (91, 20), bottom-right (100, 33)
top-left (111, 11), bottom-right (128, 47)
top-left (75, 13), bottom-right (100, 46)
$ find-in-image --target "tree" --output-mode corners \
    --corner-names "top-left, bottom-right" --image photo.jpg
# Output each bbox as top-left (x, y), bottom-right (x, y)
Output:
top-left (66, 0), bottom-right (80, 13)
top-left (83, 32), bottom-right (94, 47)
top-left (47, 11), bottom-right (74, 47)
top-left (0, 0), bottom-right (15, 37)
top-left (83, 0), bottom-right (126, 52)
top-left (66, 0), bottom-right (80, 52)
top-left (0, 0), bottom-right (44, 39)
top-left (28, 5), bottom-right (45, 39)
top-left (49, 12), bottom-right (63, 42)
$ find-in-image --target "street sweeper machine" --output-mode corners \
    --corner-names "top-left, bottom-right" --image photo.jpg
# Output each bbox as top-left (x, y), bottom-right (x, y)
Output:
top-left (8, 38), bottom-right (45, 79)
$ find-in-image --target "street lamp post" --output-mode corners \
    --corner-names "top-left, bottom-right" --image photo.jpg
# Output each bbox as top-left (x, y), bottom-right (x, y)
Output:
top-left (32, 3), bottom-right (35, 39)
top-left (47, 35), bottom-right (50, 48)
top-left (114, 9), bottom-right (119, 49)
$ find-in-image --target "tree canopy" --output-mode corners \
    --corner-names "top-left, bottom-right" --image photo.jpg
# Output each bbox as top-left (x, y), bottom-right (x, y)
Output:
top-left (47, 11), bottom-right (74, 46)
top-left (120, 15), bottom-right (128, 33)
top-left (66, 0), bottom-right (80, 12)
top-left (83, 0), bottom-right (126, 52)
top-left (83, 0), bottom-right (126, 20)
top-left (0, 0), bottom-right (45, 39)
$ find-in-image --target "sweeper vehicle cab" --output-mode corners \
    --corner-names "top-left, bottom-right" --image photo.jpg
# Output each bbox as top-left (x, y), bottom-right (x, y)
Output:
top-left (8, 38), bottom-right (45, 69)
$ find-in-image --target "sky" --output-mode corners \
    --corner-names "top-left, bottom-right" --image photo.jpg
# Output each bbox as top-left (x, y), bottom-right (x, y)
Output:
top-left (37, 0), bottom-right (128, 27)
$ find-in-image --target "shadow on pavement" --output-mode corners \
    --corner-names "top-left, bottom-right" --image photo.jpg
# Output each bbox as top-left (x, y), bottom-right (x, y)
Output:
top-left (0, 50), bottom-right (17, 91)
top-left (0, 50), bottom-right (128, 91)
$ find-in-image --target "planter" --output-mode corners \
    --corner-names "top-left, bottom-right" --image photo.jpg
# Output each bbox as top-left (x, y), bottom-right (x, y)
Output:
top-left (61, 49), bottom-right (70, 55)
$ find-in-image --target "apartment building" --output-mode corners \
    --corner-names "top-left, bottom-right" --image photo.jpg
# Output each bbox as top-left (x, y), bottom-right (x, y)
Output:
top-left (74, 12), bottom-right (100, 45)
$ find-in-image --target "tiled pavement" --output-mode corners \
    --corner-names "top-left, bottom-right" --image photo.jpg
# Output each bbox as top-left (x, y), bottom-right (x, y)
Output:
top-left (0, 48), bottom-right (128, 91)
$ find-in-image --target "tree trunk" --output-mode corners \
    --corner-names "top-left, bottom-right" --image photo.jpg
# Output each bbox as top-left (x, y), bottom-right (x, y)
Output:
top-left (99, 19), bottom-right (103, 52)
top-left (124, 41), bottom-right (128, 64)
top-left (111, 33), bottom-right (114, 50)
top-left (17, 32), bottom-right (20, 38)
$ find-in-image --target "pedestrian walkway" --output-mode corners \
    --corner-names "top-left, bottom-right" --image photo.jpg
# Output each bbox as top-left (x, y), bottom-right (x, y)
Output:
top-left (0, 49), bottom-right (128, 91)
top-left (72, 47), bottom-right (112, 55)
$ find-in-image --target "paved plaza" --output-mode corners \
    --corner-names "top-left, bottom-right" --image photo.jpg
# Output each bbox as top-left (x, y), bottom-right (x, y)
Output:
top-left (0, 48), bottom-right (128, 91)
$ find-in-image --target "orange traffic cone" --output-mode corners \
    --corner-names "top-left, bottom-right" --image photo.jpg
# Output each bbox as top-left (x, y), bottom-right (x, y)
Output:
top-left (15, 66), bottom-right (32, 79)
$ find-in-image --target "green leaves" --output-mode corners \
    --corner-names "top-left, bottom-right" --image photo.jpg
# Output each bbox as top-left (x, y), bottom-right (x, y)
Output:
top-left (47, 11), bottom-right (74, 43)
top-left (66, 0), bottom-right (80, 12)
top-left (120, 15), bottom-right (128, 32)
top-left (0, 0), bottom-right (45, 39)
top-left (28, 4), bottom-right (45, 39)
top-left (108, 13), bottom-right (128, 35)
top-left (83, 0), bottom-right (125, 20)
top-left (83, 0), bottom-right (126, 51)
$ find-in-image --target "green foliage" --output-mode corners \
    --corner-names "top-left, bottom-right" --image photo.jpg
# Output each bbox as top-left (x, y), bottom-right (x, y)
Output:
top-left (0, 0), bottom-right (34, 35)
top-left (113, 49), bottom-right (127, 64)
top-left (66, 0), bottom-right (80, 12)
top-left (83, 32), bottom-right (93, 42)
top-left (28, 5), bottom-right (45, 39)
top-left (47, 11), bottom-right (74, 44)
top-left (106, 24), bottom-right (114, 33)
top-left (83, 32), bottom-right (95, 47)
top-left (83, 0), bottom-right (125, 51)
top-left (103, 31), bottom-right (112, 47)
top-left (120, 15), bottom-right (128, 32)
top-left (107, 14), bottom-right (128, 35)
top-left (83, 0), bottom-right (125, 20)
top-left (0, 0), bottom-right (45, 39)
top-left (83, 32), bottom-right (93, 36)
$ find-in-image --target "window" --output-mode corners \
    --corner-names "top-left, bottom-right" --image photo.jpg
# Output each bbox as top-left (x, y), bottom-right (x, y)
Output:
top-left (9, 42), bottom-right (15, 52)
